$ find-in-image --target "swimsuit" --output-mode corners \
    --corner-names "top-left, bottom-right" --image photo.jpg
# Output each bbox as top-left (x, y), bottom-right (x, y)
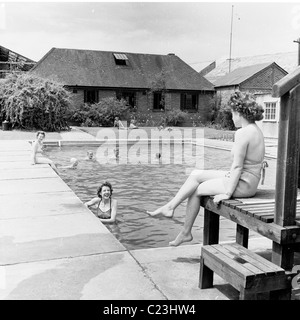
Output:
top-left (223, 144), bottom-right (267, 198)
top-left (97, 199), bottom-right (112, 219)
top-left (33, 141), bottom-right (43, 156)
top-left (223, 161), bottom-right (268, 198)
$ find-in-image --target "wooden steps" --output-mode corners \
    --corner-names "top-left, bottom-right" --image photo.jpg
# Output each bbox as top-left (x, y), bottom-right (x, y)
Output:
top-left (200, 243), bottom-right (292, 300)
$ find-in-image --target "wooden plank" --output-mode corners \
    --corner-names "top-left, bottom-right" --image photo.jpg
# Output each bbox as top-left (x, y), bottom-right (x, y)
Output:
top-left (230, 243), bottom-right (285, 274)
top-left (247, 208), bottom-right (274, 214)
top-left (203, 209), bottom-right (219, 245)
top-left (224, 244), bottom-right (278, 275)
top-left (275, 87), bottom-right (300, 226)
top-left (236, 224), bottom-right (249, 248)
top-left (216, 244), bottom-right (265, 276)
top-left (253, 212), bottom-right (275, 220)
top-left (202, 197), bottom-right (284, 243)
top-left (260, 215), bottom-right (275, 223)
top-left (222, 199), bottom-right (242, 207)
top-left (205, 245), bottom-right (255, 278)
top-left (272, 242), bottom-right (294, 270)
top-left (272, 65), bottom-right (300, 97)
top-left (235, 203), bottom-right (300, 211)
top-left (199, 256), bottom-right (214, 289)
top-left (234, 206), bottom-right (255, 217)
top-left (235, 203), bottom-right (275, 209)
top-left (202, 246), bottom-right (252, 290)
top-left (201, 252), bottom-right (244, 292)
top-left (202, 197), bottom-right (300, 244)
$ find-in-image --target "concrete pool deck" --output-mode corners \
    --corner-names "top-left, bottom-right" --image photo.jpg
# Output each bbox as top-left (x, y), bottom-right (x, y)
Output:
top-left (0, 128), bottom-right (295, 300)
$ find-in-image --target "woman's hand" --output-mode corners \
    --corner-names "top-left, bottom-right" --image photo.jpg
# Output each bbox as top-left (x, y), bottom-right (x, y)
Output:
top-left (213, 193), bottom-right (231, 205)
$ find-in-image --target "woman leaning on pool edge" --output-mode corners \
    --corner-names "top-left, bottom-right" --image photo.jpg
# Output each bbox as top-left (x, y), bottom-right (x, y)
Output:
top-left (84, 181), bottom-right (118, 223)
top-left (147, 90), bottom-right (266, 247)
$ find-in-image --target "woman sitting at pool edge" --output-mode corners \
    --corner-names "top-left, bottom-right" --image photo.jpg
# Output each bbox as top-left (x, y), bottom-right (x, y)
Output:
top-left (31, 131), bottom-right (59, 174)
top-left (147, 91), bottom-right (266, 247)
top-left (84, 181), bottom-right (118, 223)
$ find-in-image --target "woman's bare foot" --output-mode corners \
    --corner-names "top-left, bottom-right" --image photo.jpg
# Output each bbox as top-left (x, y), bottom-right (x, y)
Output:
top-left (146, 204), bottom-right (174, 218)
top-left (169, 232), bottom-right (193, 247)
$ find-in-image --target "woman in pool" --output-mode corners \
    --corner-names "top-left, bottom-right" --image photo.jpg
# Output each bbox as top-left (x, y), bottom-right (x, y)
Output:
top-left (31, 131), bottom-right (59, 174)
top-left (84, 181), bottom-right (118, 223)
top-left (147, 91), bottom-right (265, 247)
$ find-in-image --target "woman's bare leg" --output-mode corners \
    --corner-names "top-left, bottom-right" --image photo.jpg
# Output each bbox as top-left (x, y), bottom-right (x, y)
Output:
top-left (169, 177), bottom-right (227, 246)
top-left (169, 189), bottom-right (200, 246)
top-left (147, 170), bottom-right (226, 217)
top-left (36, 157), bottom-right (59, 174)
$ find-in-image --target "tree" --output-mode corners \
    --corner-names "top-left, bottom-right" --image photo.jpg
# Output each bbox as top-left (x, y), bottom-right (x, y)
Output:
top-left (0, 73), bottom-right (73, 131)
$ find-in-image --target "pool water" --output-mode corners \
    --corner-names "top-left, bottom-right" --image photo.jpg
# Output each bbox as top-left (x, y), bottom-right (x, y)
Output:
top-left (45, 144), bottom-right (235, 250)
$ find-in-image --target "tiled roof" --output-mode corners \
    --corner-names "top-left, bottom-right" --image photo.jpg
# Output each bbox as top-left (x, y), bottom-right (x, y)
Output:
top-left (0, 45), bottom-right (35, 63)
top-left (205, 52), bottom-right (298, 84)
top-left (31, 48), bottom-right (214, 91)
top-left (213, 62), bottom-right (285, 87)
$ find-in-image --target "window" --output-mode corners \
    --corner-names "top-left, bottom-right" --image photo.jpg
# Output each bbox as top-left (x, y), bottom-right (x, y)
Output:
top-left (264, 102), bottom-right (277, 121)
top-left (113, 53), bottom-right (128, 66)
top-left (180, 93), bottom-right (198, 111)
top-left (116, 91), bottom-right (136, 109)
top-left (84, 90), bottom-right (98, 104)
top-left (153, 92), bottom-right (165, 111)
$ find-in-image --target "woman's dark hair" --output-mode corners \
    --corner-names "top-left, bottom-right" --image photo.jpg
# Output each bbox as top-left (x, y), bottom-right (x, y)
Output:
top-left (36, 131), bottom-right (46, 138)
top-left (228, 91), bottom-right (264, 122)
top-left (97, 181), bottom-right (113, 198)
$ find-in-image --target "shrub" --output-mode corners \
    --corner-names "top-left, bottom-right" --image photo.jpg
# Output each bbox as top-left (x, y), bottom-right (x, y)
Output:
top-left (0, 73), bottom-right (73, 131)
top-left (70, 97), bottom-right (129, 127)
top-left (163, 109), bottom-right (188, 126)
top-left (214, 104), bottom-right (235, 130)
top-left (209, 95), bottom-right (235, 130)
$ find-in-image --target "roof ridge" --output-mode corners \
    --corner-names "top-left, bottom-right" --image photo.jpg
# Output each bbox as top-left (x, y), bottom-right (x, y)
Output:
top-left (51, 47), bottom-right (177, 58)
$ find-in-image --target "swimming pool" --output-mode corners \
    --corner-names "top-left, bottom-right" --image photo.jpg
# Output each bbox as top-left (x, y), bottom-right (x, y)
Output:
top-left (45, 143), bottom-right (235, 250)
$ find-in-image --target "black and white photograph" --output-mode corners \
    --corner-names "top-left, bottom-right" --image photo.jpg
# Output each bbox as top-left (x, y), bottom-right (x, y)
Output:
top-left (0, 0), bottom-right (300, 304)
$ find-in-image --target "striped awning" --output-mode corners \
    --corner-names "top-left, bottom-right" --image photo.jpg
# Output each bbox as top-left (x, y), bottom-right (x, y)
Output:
top-left (113, 53), bottom-right (128, 60)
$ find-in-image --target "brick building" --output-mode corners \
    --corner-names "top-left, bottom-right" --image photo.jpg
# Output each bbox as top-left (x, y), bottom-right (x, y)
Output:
top-left (31, 48), bottom-right (215, 125)
top-left (213, 62), bottom-right (288, 138)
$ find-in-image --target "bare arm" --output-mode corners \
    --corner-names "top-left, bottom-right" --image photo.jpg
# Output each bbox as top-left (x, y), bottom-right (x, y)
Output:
top-left (226, 129), bottom-right (248, 195)
top-left (213, 129), bottom-right (248, 203)
top-left (98, 199), bottom-right (118, 223)
top-left (84, 197), bottom-right (100, 207)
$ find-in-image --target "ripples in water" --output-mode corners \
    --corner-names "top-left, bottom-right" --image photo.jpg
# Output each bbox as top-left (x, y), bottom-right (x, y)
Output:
top-left (46, 144), bottom-right (232, 250)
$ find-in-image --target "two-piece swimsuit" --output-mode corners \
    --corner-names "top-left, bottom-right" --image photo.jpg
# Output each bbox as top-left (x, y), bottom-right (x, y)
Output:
top-left (96, 199), bottom-right (112, 219)
top-left (223, 146), bottom-right (268, 198)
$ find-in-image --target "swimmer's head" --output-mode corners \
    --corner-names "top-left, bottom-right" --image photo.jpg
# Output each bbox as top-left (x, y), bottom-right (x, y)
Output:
top-left (70, 158), bottom-right (79, 167)
top-left (97, 181), bottom-right (113, 199)
top-left (155, 153), bottom-right (161, 159)
top-left (87, 151), bottom-right (94, 159)
top-left (36, 131), bottom-right (46, 141)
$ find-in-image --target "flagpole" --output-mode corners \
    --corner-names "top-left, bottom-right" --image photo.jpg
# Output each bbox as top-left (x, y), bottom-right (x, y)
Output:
top-left (229, 5), bottom-right (234, 73)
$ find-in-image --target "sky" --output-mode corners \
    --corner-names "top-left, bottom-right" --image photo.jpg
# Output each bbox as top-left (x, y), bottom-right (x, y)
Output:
top-left (1, 1), bottom-right (300, 70)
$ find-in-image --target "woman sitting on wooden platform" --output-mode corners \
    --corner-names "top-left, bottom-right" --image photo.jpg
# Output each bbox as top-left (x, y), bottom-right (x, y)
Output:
top-left (147, 91), bottom-right (266, 246)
